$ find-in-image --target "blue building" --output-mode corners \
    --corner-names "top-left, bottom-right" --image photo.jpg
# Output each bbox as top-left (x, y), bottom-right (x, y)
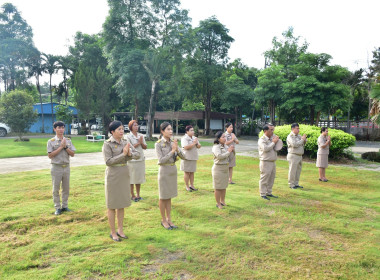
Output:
top-left (30, 103), bottom-right (78, 134)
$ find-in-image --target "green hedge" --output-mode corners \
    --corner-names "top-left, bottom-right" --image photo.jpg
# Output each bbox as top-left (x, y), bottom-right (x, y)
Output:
top-left (259, 124), bottom-right (356, 158)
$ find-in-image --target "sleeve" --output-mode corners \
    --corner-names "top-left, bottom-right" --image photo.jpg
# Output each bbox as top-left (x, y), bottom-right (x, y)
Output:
top-left (47, 140), bottom-right (53, 153)
top-left (213, 145), bottom-right (230, 160)
top-left (142, 135), bottom-right (147, 146)
top-left (177, 147), bottom-right (186, 160)
top-left (102, 142), bottom-right (126, 166)
top-left (68, 140), bottom-right (76, 152)
top-left (128, 146), bottom-right (141, 160)
top-left (155, 143), bottom-right (174, 164)
top-left (259, 139), bottom-right (275, 152)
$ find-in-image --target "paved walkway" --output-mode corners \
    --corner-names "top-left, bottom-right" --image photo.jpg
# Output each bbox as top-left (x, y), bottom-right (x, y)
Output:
top-left (1, 138), bottom-right (379, 174)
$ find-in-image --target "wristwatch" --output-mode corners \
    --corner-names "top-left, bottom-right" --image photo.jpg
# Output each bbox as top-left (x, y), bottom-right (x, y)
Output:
top-left (64, 146), bottom-right (68, 150)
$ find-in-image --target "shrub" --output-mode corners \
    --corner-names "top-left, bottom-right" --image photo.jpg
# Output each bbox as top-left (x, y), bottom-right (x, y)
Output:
top-left (361, 152), bottom-right (380, 162)
top-left (259, 124), bottom-right (356, 158)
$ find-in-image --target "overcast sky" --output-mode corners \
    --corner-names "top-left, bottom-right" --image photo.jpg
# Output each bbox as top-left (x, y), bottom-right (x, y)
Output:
top-left (1, 0), bottom-right (379, 84)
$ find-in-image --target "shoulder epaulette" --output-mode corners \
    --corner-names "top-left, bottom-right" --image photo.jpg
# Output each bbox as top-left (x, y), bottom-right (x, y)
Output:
top-left (156, 139), bottom-right (161, 143)
top-left (106, 138), bottom-right (111, 142)
top-left (50, 138), bottom-right (55, 141)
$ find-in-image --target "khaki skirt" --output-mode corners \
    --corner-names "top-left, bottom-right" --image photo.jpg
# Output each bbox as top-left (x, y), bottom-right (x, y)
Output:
top-left (105, 165), bottom-right (131, 209)
top-left (212, 164), bottom-right (229, 190)
top-left (180, 159), bottom-right (197, 172)
top-left (128, 160), bottom-right (146, 184)
top-left (158, 165), bottom-right (178, 199)
top-left (228, 152), bottom-right (236, 167)
top-left (316, 154), bottom-right (329, 168)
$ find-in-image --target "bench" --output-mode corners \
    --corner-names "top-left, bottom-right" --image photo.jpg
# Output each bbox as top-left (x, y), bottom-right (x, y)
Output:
top-left (86, 135), bottom-right (105, 142)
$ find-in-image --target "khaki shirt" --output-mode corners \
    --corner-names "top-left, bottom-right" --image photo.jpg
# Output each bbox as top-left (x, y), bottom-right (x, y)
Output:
top-left (287, 132), bottom-right (305, 155)
top-left (317, 135), bottom-right (330, 155)
top-left (181, 134), bottom-right (199, 160)
top-left (102, 136), bottom-right (140, 166)
top-left (47, 136), bottom-right (76, 164)
top-left (224, 132), bottom-right (238, 154)
top-left (126, 132), bottom-right (146, 161)
top-left (155, 138), bottom-right (186, 165)
top-left (212, 144), bottom-right (230, 165)
top-left (258, 135), bottom-right (277, 162)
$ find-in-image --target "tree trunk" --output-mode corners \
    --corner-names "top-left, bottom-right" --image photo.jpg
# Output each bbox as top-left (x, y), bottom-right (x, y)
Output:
top-left (316, 111), bottom-right (321, 126)
top-left (147, 79), bottom-right (157, 139)
top-left (204, 89), bottom-right (212, 135)
top-left (50, 74), bottom-right (54, 125)
top-left (309, 106), bottom-right (315, 126)
top-left (269, 99), bottom-right (276, 125)
top-left (37, 76), bottom-right (45, 133)
top-left (250, 101), bottom-right (256, 135)
top-left (134, 97), bottom-right (139, 120)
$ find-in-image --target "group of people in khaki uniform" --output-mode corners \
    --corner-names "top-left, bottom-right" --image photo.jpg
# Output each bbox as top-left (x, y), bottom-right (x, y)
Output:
top-left (48, 119), bottom-right (330, 241)
top-left (258, 122), bottom-right (332, 200)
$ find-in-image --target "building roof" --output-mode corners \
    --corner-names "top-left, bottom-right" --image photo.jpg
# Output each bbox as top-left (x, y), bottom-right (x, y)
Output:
top-left (144, 111), bottom-right (235, 120)
top-left (33, 103), bottom-right (78, 115)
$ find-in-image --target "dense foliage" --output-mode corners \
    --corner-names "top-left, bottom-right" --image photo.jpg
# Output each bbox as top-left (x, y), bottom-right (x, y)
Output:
top-left (259, 124), bottom-right (356, 158)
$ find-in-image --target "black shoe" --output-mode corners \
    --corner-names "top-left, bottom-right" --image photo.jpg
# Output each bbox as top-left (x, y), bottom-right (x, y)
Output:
top-left (161, 222), bottom-right (172, 230)
top-left (295, 185), bottom-right (304, 189)
top-left (117, 232), bottom-right (128, 239)
top-left (267, 194), bottom-right (278, 198)
top-left (61, 207), bottom-right (72, 212)
top-left (169, 224), bottom-right (178, 229)
top-left (54, 208), bottom-right (62, 215)
top-left (189, 186), bottom-right (198, 191)
top-left (261, 196), bottom-right (270, 200)
top-left (290, 186), bottom-right (298, 189)
top-left (110, 234), bottom-right (121, 242)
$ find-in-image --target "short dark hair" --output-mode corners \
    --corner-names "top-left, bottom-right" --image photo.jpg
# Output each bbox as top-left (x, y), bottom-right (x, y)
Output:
top-left (225, 122), bottom-right (232, 129)
top-left (214, 131), bottom-right (224, 144)
top-left (321, 127), bottom-right (327, 133)
top-left (159, 122), bottom-right (171, 139)
top-left (185, 125), bottom-right (193, 132)
top-left (263, 123), bottom-right (274, 132)
top-left (53, 121), bottom-right (65, 128)
top-left (291, 123), bottom-right (299, 129)
top-left (109, 121), bottom-right (123, 134)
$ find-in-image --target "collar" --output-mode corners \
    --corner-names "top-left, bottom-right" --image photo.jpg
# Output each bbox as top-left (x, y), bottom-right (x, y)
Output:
top-left (263, 134), bottom-right (270, 141)
top-left (130, 132), bottom-right (139, 139)
top-left (290, 132), bottom-right (298, 137)
top-left (109, 136), bottom-right (120, 143)
top-left (162, 137), bottom-right (171, 144)
top-left (184, 134), bottom-right (193, 140)
top-left (55, 135), bottom-right (63, 141)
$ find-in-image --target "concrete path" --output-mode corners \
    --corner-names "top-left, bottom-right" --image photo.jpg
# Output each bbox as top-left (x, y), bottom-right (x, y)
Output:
top-left (1, 138), bottom-right (379, 174)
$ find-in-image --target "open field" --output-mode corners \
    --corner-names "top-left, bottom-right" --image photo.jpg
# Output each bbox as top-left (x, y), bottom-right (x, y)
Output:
top-left (0, 156), bottom-right (379, 279)
top-left (0, 137), bottom-right (212, 159)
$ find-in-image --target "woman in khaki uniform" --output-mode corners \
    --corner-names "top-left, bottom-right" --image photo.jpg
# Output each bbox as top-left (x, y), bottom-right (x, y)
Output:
top-left (180, 125), bottom-right (201, 192)
top-left (316, 127), bottom-right (332, 182)
top-left (224, 122), bottom-right (239, 184)
top-left (212, 131), bottom-right (234, 209)
top-left (155, 122), bottom-right (186, 230)
top-left (126, 120), bottom-right (147, 202)
top-left (102, 121), bottom-right (140, 242)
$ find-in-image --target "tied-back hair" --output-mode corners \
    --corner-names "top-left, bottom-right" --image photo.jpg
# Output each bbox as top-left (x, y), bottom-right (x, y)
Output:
top-left (128, 120), bottom-right (138, 131)
top-left (53, 121), bottom-right (65, 128)
top-left (321, 127), bottom-right (327, 133)
top-left (214, 131), bottom-right (224, 144)
top-left (225, 122), bottom-right (232, 129)
top-left (109, 120), bottom-right (123, 134)
top-left (159, 121), bottom-right (171, 139)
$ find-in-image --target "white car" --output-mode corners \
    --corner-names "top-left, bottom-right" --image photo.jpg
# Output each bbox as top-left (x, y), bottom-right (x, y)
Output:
top-left (139, 122), bottom-right (147, 132)
top-left (0, 123), bottom-right (11, 137)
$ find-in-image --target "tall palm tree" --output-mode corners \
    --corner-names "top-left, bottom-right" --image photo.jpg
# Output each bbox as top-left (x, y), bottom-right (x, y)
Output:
top-left (42, 53), bottom-right (60, 124)
top-left (57, 55), bottom-right (72, 105)
top-left (27, 51), bottom-right (46, 133)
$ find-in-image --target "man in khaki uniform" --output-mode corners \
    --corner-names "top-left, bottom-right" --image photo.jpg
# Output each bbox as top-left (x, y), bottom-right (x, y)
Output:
top-left (47, 121), bottom-right (76, 215)
top-left (258, 124), bottom-right (281, 200)
top-left (286, 123), bottom-right (307, 189)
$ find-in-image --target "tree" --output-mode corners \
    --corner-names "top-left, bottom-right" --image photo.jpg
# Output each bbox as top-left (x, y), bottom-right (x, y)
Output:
top-left (191, 16), bottom-right (234, 135)
top-left (254, 64), bottom-right (286, 125)
top-left (0, 3), bottom-right (35, 91)
top-left (370, 47), bottom-right (380, 124)
top-left (0, 89), bottom-right (37, 140)
top-left (42, 53), bottom-right (60, 123)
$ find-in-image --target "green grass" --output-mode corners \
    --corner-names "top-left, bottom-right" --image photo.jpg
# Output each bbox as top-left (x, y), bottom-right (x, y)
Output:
top-left (0, 156), bottom-right (379, 279)
top-left (0, 137), bottom-right (212, 158)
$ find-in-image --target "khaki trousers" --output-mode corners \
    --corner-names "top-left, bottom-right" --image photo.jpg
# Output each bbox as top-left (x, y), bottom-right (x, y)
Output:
top-left (287, 153), bottom-right (303, 188)
top-left (51, 164), bottom-right (70, 209)
top-left (259, 161), bottom-right (276, 196)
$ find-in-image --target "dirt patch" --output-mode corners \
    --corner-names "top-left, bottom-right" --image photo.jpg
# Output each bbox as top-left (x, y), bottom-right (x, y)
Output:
top-left (141, 249), bottom-right (187, 275)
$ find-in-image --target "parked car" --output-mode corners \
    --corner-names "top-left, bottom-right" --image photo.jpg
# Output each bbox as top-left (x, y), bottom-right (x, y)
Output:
top-left (124, 124), bottom-right (130, 132)
top-left (139, 121), bottom-right (147, 133)
top-left (90, 124), bottom-right (103, 130)
top-left (0, 123), bottom-right (11, 137)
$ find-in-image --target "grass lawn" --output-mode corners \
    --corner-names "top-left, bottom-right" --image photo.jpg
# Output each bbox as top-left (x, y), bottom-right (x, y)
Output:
top-left (0, 156), bottom-right (379, 279)
top-left (0, 137), bottom-right (212, 158)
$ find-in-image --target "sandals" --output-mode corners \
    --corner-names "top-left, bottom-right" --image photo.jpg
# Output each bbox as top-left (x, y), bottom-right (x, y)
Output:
top-left (189, 186), bottom-right (198, 191)
top-left (117, 232), bottom-right (128, 239)
top-left (110, 234), bottom-right (121, 242)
